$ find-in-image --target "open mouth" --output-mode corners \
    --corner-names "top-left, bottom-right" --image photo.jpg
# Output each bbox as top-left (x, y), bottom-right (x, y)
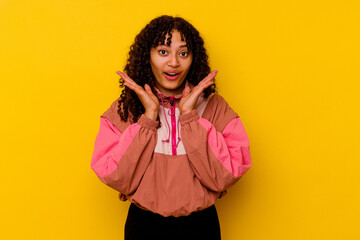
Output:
top-left (164, 72), bottom-right (179, 76)
top-left (164, 72), bottom-right (180, 80)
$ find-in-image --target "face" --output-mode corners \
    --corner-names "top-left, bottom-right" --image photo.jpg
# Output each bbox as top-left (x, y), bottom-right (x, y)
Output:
top-left (150, 30), bottom-right (193, 96)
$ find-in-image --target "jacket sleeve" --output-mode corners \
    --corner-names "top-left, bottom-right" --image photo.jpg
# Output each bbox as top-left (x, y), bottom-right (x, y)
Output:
top-left (90, 114), bottom-right (158, 195)
top-left (179, 110), bottom-right (251, 192)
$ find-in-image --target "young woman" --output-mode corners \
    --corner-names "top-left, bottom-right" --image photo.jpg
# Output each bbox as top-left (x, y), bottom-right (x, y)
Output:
top-left (91, 15), bottom-right (251, 240)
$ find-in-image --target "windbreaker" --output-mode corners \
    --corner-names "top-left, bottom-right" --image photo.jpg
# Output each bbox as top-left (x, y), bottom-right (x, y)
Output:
top-left (91, 81), bottom-right (251, 217)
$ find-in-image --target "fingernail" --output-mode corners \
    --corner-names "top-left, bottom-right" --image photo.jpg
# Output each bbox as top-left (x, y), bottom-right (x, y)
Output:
top-left (116, 71), bottom-right (121, 75)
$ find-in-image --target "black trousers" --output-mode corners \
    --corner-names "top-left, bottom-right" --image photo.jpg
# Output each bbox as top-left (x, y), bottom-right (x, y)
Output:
top-left (125, 203), bottom-right (221, 240)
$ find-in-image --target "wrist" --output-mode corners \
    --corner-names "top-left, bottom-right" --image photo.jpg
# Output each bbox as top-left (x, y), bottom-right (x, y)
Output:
top-left (144, 111), bottom-right (158, 121)
top-left (180, 108), bottom-right (194, 115)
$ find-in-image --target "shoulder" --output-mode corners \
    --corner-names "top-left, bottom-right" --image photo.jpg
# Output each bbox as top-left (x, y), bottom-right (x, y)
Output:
top-left (201, 93), bottom-right (239, 132)
top-left (101, 97), bottom-right (133, 133)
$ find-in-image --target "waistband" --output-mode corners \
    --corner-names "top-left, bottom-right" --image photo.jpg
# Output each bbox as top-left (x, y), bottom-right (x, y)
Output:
top-left (128, 203), bottom-right (218, 220)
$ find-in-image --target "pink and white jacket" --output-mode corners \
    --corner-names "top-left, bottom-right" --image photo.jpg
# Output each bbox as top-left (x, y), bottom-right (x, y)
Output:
top-left (91, 82), bottom-right (251, 217)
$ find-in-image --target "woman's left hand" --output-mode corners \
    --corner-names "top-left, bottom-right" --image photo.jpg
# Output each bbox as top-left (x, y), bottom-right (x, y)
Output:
top-left (179, 70), bottom-right (217, 114)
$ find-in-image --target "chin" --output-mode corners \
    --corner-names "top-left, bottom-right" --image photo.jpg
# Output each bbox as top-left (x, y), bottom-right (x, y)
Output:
top-left (163, 79), bottom-right (183, 88)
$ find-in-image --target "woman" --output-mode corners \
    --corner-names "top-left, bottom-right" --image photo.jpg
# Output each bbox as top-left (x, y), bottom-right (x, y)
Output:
top-left (91, 15), bottom-right (251, 240)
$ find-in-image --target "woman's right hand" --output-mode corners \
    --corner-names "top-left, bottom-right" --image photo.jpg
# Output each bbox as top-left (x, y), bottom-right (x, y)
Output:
top-left (116, 71), bottom-right (159, 121)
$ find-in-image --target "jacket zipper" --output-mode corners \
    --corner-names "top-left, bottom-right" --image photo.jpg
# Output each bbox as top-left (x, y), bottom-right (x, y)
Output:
top-left (169, 97), bottom-right (177, 155)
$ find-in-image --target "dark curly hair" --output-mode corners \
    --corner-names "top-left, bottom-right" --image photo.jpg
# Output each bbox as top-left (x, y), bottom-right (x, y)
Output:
top-left (118, 15), bottom-right (216, 123)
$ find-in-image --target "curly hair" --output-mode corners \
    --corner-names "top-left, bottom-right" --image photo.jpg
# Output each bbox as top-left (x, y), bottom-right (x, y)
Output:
top-left (118, 15), bottom-right (216, 123)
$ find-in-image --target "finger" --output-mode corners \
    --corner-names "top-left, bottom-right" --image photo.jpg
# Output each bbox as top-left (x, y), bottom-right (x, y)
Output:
top-left (182, 85), bottom-right (191, 97)
top-left (117, 71), bottom-right (132, 84)
top-left (123, 81), bottom-right (134, 90)
top-left (117, 71), bottom-right (137, 86)
top-left (122, 78), bottom-right (137, 90)
top-left (197, 70), bottom-right (217, 89)
top-left (199, 78), bottom-right (215, 88)
top-left (202, 70), bottom-right (218, 83)
top-left (197, 72), bottom-right (216, 89)
top-left (203, 80), bottom-right (214, 88)
top-left (144, 84), bottom-right (154, 95)
top-left (117, 71), bottom-right (144, 93)
top-left (195, 83), bottom-right (213, 97)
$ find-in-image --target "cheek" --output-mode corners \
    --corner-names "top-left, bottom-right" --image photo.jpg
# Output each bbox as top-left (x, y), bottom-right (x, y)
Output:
top-left (151, 58), bottom-right (165, 72)
top-left (150, 61), bottom-right (161, 75)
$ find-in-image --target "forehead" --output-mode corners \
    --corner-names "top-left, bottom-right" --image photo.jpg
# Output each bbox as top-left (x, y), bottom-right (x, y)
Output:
top-left (158, 30), bottom-right (187, 47)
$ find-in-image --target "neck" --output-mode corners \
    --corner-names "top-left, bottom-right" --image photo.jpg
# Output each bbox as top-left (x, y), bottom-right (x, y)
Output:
top-left (154, 82), bottom-right (186, 96)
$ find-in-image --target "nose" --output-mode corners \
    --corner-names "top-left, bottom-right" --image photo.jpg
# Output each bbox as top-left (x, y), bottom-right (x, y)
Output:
top-left (167, 54), bottom-right (180, 67)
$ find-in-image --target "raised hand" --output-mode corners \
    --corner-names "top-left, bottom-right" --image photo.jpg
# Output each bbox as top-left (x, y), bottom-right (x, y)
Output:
top-left (179, 70), bottom-right (217, 114)
top-left (116, 71), bottom-right (160, 121)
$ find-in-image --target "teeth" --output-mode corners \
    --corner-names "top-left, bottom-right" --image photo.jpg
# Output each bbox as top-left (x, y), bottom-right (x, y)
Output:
top-left (167, 73), bottom-right (177, 76)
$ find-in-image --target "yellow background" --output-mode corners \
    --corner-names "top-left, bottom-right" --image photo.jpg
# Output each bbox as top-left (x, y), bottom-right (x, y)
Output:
top-left (1, 0), bottom-right (359, 239)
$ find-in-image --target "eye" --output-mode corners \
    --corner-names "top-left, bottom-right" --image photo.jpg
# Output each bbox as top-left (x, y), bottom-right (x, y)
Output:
top-left (158, 50), bottom-right (168, 55)
top-left (179, 51), bottom-right (188, 57)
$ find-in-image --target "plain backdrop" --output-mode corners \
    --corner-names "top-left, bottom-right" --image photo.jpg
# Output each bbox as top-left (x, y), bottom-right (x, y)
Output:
top-left (0, 0), bottom-right (359, 239)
